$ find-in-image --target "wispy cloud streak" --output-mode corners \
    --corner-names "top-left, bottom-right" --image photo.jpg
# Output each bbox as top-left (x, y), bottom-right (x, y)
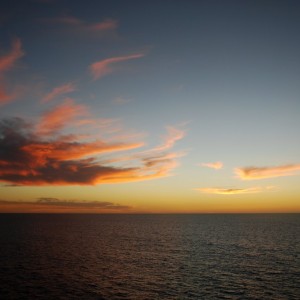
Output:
top-left (41, 82), bottom-right (76, 103)
top-left (235, 164), bottom-right (300, 180)
top-left (36, 98), bottom-right (87, 135)
top-left (0, 85), bottom-right (16, 104)
top-left (90, 53), bottom-right (144, 80)
top-left (0, 38), bottom-right (24, 105)
top-left (197, 187), bottom-right (263, 195)
top-left (43, 16), bottom-right (118, 35)
top-left (153, 126), bottom-right (185, 152)
top-left (0, 38), bottom-right (24, 74)
top-left (101, 126), bottom-right (186, 165)
top-left (201, 161), bottom-right (223, 170)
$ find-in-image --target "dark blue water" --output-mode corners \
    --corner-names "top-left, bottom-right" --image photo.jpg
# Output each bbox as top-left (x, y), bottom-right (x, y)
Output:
top-left (0, 214), bottom-right (299, 299)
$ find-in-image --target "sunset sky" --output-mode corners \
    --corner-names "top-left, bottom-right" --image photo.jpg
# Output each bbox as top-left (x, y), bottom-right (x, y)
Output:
top-left (0, 0), bottom-right (299, 213)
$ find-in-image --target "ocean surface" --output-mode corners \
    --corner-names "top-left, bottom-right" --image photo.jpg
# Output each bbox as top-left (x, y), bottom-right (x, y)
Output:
top-left (0, 214), bottom-right (299, 299)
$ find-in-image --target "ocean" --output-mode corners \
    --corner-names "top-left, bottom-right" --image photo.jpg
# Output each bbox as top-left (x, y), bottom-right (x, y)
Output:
top-left (0, 214), bottom-right (299, 299)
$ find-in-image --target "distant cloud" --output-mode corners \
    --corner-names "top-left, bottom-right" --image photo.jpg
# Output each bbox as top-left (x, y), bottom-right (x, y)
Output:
top-left (90, 53), bottom-right (144, 80)
top-left (93, 125), bottom-right (186, 183)
top-left (0, 83), bottom-right (25, 106)
top-left (36, 197), bottom-right (130, 209)
top-left (43, 16), bottom-right (118, 35)
top-left (112, 96), bottom-right (131, 105)
top-left (115, 125), bottom-right (186, 160)
top-left (41, 82), bottom-right (76, 103)
top-left (153, 126), bottom-right (185, 152)
top-left (0, 198), bottom-right (131, 212)
top-left (0, 38), bottom-right (24, 75)
top-left (201, 161), bottom-right (223, 170)
top-left (88, 19), bottom-right (118, 32)
top-left (197, 187), bottom-right (263, 195)
top-left (0, 85), bottom-right (16, 104)
top-left (0, 38), bottom-right (24, 105)
top-left (99, 125), bottom-right (186, 176)
top-left (235, 164), bottom-right (300, 180)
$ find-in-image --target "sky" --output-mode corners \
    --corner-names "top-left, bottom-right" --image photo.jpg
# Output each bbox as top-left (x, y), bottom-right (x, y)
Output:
top-left (0, 0), bottom-right (299, 213)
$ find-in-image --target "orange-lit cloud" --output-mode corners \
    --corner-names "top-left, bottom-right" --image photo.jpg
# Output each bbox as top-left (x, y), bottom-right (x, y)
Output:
top-left (36, 98), bottom-right (87, 135)
top-left (92, 125), bottom-right (186, 184)
top-left (197, 187), bottom-right (263, 195)
top-left (201, 161), bottom-right (223, 170)
top-left (90, 53), bottom-right (144, 80)
top-left (97, 126), bottom-right (186, 183)
top-left (22, 138), bottom-right (143, 164)
top-left (235, 164), bottom-right (300, 180)
top-left (0, 111), bottom-right (184, 185)
top-left (41, 82), bottom-right (76, 103)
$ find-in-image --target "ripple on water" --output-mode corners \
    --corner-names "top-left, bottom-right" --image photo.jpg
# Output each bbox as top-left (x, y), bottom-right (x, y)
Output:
top-left (0, 214), bottom-right (299, 299)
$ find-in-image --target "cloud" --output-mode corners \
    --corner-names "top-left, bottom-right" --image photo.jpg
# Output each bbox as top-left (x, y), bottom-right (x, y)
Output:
top-left (90, 53), bottom-right (144, 80)
top-left (201, 161), bottom-right (223, 170)
top-left (102, 126), bottom-right (186, 165)
top-left (0, 112), bottom-right (184, 185)
top-left (0, 38), bottom-right (24, 105)
top-left (196, 187), bottom-right (263, 195)
top-left (88, 19), bottom-right (118, 32)
top-left (41, 82), bottom-right (76, 103)
top-left (36, 197), bottom-right (131, 209)
top-left (43, 16), bottom-right (118, 35)
top-left (112, 96), bottom-right (131, 105)
top-left (0, 38), bottom-right (24, 75)
top-left (235, 164), bottom-right (300, 180)
top-left (36, 98), bottom-right (88, 135)
top-left (153, 126), bottom-right (185, 152)
top-left (0, 198), bottom-right (131, 212)
top-left (0, 84), bottom-right (16, 104)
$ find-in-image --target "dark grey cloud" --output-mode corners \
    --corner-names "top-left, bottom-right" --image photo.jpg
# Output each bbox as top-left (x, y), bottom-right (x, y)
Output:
top-left (0, 198), bottom-right (131, 210)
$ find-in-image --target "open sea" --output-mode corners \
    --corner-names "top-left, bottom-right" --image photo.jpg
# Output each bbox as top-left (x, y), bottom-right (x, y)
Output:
top-left (0, 214), bottom-right (299, 299)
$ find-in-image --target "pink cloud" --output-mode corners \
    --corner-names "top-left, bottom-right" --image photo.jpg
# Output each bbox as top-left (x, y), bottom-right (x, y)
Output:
top-left (53, 16), bottom-right (82, 26)
top-left (0, 38), bottom-right (24, 105)
top-left (88, 19), bottom-right (118, 32)
top-left (196, 187), bottom-right (263, 195)
top-left (154, 126), bottom-right (185, 152)
top-left (201, 161), bottom-right (223, 170)
top-left (41, 82), bottom-right (76, 103)
top-left (44, 16), bottom-right (118, 34)
top-left (0, 38), bottom-right (24, 75)
top-left (235, 164), bottom-right (300, 180)
top-left (36, 98), bottom-right (88, 135)
top-left (90, 53), bottom-right (144, 80)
